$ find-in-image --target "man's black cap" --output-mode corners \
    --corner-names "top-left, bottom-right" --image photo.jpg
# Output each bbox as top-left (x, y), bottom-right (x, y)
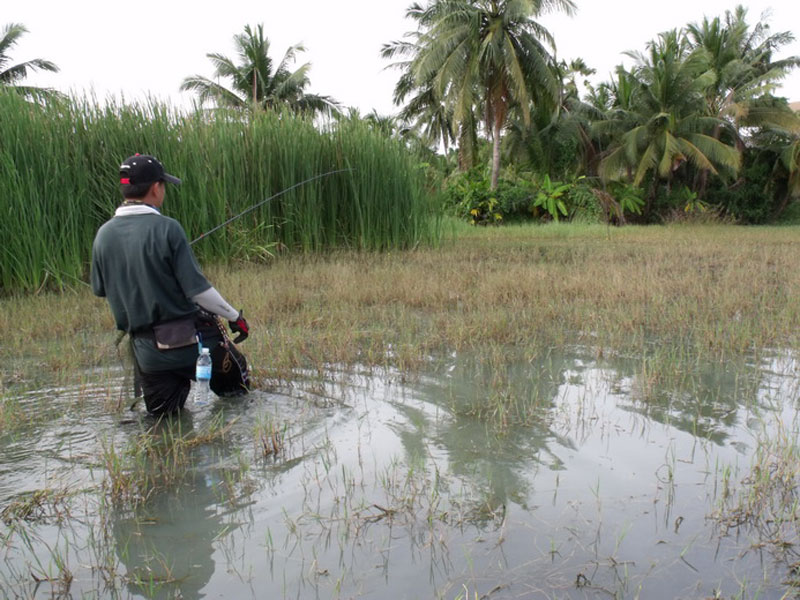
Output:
top-left (119, 154), bottom-right (181, 186)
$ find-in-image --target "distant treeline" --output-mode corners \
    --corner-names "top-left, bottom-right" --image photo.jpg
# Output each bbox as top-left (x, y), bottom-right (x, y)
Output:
top-left (385, 3), bottom-right (800, 225)
top-left (0, 92), bottom-right (439, 293)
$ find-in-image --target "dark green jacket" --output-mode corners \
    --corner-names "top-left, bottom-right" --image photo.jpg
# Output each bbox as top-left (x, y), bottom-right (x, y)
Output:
top-left (91, 207), bottom-right (212, 372)
top-left (91, 208), bottom-right (211, 333)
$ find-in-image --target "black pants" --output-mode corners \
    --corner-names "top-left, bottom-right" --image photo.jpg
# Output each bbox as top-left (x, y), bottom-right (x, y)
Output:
top-left (134, 315), bottom-right (250, 417)
top-left (137, 365), bottom-right (195, 416)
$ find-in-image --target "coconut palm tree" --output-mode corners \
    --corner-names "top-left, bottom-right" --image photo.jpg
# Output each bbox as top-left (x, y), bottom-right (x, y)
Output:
top-left (383, 7), bottom-right (462, 161)
top-left (181, 24), bottom-right (339, 117)
top-left (503, 57), bottom-right (603, 177)
top-left (687, 5), bottom-right (800, 136)
top-left (685, 9), bottom-right (800, 198)
top-left (0, 23), bottom-right (59, 99)
top-left (385, 0), bottom-right (575, 189)
top-left (392, 69), bottom-right (458, 154)
top-left (598, 30), bottom-right (741, 202)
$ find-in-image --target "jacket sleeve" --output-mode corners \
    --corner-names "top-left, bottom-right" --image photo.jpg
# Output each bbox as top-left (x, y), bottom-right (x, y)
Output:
top-left (191, 286), bottom-right (239, 320)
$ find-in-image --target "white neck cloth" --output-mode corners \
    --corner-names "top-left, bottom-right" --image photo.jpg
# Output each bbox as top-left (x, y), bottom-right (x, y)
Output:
top-left (114, 205), bottom-right (160, 217)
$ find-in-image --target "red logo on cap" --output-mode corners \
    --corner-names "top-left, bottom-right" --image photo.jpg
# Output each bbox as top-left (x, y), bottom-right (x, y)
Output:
top-left (120, 178), bottom-right (130, 184)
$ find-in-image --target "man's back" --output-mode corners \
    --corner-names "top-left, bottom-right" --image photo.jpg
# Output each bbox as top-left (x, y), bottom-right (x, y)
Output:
top-left (91, 208), bottom-right (210, 333)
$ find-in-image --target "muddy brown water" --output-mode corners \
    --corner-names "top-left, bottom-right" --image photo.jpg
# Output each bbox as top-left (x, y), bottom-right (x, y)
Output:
top-left (1, 347), bottom-right (799, 599)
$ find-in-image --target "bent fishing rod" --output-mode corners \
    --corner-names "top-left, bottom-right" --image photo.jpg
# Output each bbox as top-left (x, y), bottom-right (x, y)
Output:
top-left (190, 167), bottom-right (354, 245)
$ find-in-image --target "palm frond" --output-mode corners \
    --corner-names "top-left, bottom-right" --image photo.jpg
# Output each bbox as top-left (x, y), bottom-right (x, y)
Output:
top-left (0, 23), bottom-right (26, 63)
top-left (657, 131), bottom-right (683, 177)
top-left (179, 75), bottom-right (245, 108)
top-left (683, 132), bottom-right (740, 172)
top-left (676, 137), bottom-right (719, 174)
top-left (598, 146), bottom-right (630, 182)
top-left (633, 143), bottom-right (659, 186)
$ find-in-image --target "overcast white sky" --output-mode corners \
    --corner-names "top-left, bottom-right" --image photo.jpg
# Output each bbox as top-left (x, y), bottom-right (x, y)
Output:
top-left (6, 0), bottom-right (800, 115)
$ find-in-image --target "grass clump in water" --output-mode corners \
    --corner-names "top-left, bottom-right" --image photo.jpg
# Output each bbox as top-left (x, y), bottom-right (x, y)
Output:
top-left (253, 412), bottom-right (284, 459)
top-left (0, 489), bottom-right (73, 526)
top-left (712, 421), bottom-right (800, 583)
top-left (100, 413), bottom-right (239, 509)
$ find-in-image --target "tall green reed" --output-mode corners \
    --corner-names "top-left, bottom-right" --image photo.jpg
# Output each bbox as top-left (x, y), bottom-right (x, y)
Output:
top-left (0, 92), bottom-right (440, 293)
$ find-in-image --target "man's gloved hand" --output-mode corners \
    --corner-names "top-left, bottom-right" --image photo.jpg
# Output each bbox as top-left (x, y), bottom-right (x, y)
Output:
top-left (229, 311), bottom-right (250, 343)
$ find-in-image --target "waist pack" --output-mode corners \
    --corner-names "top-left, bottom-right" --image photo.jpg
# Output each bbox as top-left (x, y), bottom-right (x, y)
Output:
top-left (151, 316), bottom-right (198, 350)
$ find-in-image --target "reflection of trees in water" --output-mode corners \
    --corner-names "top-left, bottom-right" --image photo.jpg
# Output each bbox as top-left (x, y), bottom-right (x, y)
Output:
top-left (606, 350), bottom-right (774, 445)
top-left (93, 348), bottom-right (797, 598)
top-left (399, 350), bottom-right (573, 512)
top-left (395, 347), bottom-right (785, 513)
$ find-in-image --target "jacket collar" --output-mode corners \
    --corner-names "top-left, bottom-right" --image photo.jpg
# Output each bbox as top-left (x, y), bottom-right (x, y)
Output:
top-left (114, 204), bottom-right (161, 217)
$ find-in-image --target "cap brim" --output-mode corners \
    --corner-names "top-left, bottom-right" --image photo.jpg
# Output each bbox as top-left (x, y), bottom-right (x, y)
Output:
top-left (163, 173), bottom-right (182, 185)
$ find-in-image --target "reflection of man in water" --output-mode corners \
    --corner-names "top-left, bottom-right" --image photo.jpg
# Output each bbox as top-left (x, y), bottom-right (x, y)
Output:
top-left (111, 419), bottom-right (224, 599)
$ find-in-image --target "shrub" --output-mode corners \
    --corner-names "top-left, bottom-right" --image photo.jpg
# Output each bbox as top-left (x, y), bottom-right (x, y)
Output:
top-left (705, 151), bottom-right (778, 223)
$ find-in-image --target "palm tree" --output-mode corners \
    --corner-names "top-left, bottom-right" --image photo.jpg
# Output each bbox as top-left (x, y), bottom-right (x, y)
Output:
top-left (393, 70), bottom-right (458, 153)
top-left (386, 0), bottom-right (575, 189)
top-left (598, 30), bottom-right (741, 202)
top-left (745, 103), bottom-right (800, 217)
top-left (687, 6), bottom-right (800, 135)
top-left (383, 6), bottom-right (462, 161)
top-left (0, 23), bottom-right (59, 99)
top-left (503, 57), bottom-right (603, 177)
top-left (181, 24), bottom-right (339, 117)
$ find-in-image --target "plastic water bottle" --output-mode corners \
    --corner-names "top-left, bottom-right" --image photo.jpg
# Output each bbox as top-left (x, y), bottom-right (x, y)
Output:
top-left (194, 347), bottom-right (212, 407)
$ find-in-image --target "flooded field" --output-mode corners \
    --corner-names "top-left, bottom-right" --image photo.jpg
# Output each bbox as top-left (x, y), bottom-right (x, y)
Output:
top-left (2, 345), bottom-right (800, 599)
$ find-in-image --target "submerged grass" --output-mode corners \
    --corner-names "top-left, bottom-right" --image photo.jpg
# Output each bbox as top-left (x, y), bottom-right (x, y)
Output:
top-left (253, 412), bottom-right (284, 459)
top-left (712, 420), bottom-right (800, 589)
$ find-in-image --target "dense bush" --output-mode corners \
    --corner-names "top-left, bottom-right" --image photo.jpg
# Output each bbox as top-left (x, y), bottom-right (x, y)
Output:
top-left (705, 151), bottom-right (782, 224)
top-left (441, 169), bottom-right (645, 225)
top-left (442, 168), bottom-right (533, 224)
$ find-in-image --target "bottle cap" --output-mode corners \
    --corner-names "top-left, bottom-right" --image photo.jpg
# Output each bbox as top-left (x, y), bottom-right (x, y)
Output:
top-left (201, 347), bottom-right (210, 354)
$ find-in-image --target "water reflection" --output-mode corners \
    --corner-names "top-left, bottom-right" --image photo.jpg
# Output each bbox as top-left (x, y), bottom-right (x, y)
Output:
top-left (109, 413), bottom-right (254, 599)
top-left (1, 348), bottom-right (799, 598)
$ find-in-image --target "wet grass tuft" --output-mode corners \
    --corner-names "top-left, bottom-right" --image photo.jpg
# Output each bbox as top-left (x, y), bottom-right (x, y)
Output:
top-left (100, 412), bottom-right (240, 509)
top-left (253, 412), bottom-right (284, 459)
top-left (0, 489), bottom-right (72, 526)
top-left (712, 421), bottom-right (800, 584)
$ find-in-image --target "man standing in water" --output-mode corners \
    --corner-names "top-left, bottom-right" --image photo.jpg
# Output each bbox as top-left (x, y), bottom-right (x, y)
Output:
top-left (91, 154), bottom-right (250, 416)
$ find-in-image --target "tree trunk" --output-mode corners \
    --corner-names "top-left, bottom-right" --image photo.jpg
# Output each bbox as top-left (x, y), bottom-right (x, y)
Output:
top-left (491, 118), bottom-right (501, 190)
top-left (646, 177), bottom-right (657, 217)
top-left (697, 168), bottom-right (709, 199)
top-left (697, 121), bottom-right (723, 198)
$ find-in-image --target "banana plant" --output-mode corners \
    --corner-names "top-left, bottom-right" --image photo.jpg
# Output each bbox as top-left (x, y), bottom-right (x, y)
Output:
top-left (532, 174), bottom-right (573, 221)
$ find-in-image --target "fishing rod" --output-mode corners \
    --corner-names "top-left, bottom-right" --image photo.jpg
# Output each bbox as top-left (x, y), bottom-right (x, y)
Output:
top-left (190, 167), bottom-right (354, 245)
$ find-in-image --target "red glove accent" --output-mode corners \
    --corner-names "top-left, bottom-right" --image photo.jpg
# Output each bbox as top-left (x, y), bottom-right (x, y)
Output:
top-left (229, 311), bottom-right (249, 343)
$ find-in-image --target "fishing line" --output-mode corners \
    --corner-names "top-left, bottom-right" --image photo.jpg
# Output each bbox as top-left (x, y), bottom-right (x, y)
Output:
top-left (190, 167), bottom-right (354, 245)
